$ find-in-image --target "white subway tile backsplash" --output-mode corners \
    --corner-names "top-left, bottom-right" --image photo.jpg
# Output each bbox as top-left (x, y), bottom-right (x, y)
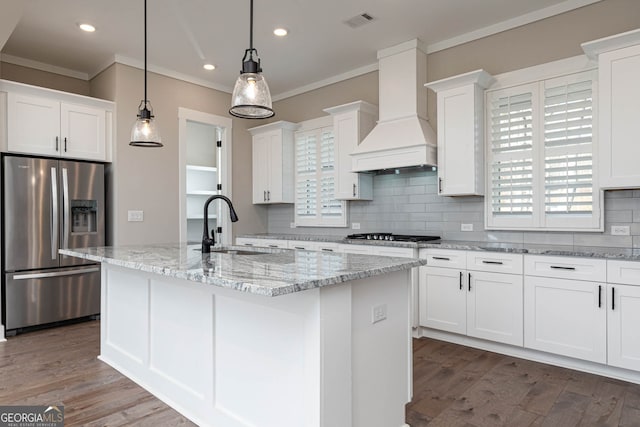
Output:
top-left (266, 170), bottom-right (640, 249)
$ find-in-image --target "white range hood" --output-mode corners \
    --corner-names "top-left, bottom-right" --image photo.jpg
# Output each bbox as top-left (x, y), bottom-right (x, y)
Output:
top-left (351, 39), bottom-right (437, 172)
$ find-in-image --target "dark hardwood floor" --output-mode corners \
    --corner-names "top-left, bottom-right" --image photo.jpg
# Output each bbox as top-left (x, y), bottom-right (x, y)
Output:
top-left (2, 320), bottom-right (640, 426)
top-left (407, 338), bottom-right (640, 426)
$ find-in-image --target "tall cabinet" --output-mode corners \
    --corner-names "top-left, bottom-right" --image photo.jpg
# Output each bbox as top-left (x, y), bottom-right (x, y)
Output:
top-left (324, 101), bottom-right (377, 200)
top-left (248, 121), bottom-right (298, 204)
top-left (582, 29), bottom-right (640, 189)
top-left (426, 70), bottom-right (493, 196)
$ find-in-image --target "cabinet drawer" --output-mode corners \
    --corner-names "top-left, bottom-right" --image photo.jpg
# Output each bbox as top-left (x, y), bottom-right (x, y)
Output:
top-left (236, 238), bottom-right (288, 248)
top-left (524, 255), bottom-right (606, 282)
top-left (466, 251), bottom-right (523, 274)
top-left (420, 249), bottom-right (466, 269)
top-left (607, 260), bottom-right (640, 285)
top-left (339, 244), bottom-right (373, 255)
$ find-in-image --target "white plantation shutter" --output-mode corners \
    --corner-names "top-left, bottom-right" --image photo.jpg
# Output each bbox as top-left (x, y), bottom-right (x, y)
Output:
top-left (543, 71), bottom-right (599, 229)
top-left (486, 70), bottom-right (601, 231)
top-left (295, 126), bottom-right (346, 226)
top-left (487, 84), bottom-right (537, 228)
top-left (295, 132), bottom-right (317, 218)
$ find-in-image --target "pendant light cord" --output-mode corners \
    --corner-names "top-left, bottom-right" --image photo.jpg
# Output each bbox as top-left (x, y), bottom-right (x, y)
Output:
top-left (144, 0), bottom-right (148, 105)
top-left (249, 0), bottom-right (254, 51)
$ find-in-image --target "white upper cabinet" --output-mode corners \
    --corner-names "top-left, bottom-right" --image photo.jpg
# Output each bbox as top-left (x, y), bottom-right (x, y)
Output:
top-left (426, 70), bottom-right (494, 196)
top-left (582, 29), bottom-right (640, 189)
top-left (324, 101), bottom-right (377, 200)
top-left (2, 80), bottom-right (112, 162)
top-left (248, 121), bottom-right (298, 204)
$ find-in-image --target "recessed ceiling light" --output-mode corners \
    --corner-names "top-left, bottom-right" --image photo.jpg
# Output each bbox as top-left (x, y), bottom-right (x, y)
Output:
top-left (273, 28), bottom-right (288, 37)
top-left (78, 23), bottom-right (96, 32)
top-left (203, 64), bottom-right (216, 71)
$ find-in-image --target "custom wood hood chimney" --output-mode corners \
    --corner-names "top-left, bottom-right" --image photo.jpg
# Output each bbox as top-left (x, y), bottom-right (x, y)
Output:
top-left (351, 39), bottom-right (437, 172)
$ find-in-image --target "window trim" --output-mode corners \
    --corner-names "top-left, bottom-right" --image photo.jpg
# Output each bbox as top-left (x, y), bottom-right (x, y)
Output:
top-left (485, 68), bottom-right (603, 232)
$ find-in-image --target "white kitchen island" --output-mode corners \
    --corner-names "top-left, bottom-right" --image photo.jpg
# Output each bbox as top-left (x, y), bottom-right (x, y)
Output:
top-left (61, 243), bottom-right (424, 427)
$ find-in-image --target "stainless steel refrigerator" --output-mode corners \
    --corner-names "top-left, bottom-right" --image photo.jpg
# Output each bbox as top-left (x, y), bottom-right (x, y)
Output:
top-left (3, 155), bottom-right (105, 333)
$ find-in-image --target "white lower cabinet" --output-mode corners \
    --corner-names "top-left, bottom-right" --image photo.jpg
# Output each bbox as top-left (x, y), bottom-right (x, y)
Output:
top-left (607, 260), bottom-right (640, 371)
top-left (524, 255), bottom-right (608, 364)
top-left (524, 275), bottom-right (606, 363)
top-left (419, 249), bottom-right (523, 346)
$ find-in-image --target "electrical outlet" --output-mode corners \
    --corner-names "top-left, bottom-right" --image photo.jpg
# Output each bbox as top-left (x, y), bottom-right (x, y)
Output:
top-left (127, 210), bottom-right (144, 222)
top-left (372, 304), bottom-right (387, 324)
top-left (352, 222), bottom-right (361, 230)
top-left (611, 225), bottom-right (630, 236)
top-left (290, 222), bottom-right (296, 228)
top-left (461, 223), bottom-right (474, 232)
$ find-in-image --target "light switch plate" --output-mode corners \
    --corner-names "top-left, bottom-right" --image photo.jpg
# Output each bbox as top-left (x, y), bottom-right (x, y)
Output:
top-left (372, 304), bottom-right (387, 324)
top-left (461, 223), bottom-right (473, 232)
top-left (128, 210), bottom-right (144, 222)
top-left (352, 223), bottom-right (361, 230)
top-left (290, 222), bottom-right (296, 228)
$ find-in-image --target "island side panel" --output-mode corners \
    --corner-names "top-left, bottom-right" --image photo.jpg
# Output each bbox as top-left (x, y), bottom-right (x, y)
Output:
top-left (349, 270), bottom-right (411, 427)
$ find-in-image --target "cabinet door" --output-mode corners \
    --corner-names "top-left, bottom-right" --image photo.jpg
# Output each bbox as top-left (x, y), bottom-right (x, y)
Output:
top-left (524, 276), bottom-right (606, 363)
top-left (608, 284), bottom-right (640, 371)
top-left (467, 271), bottom-right (523, 346)
top-left (252, 134), bottom-right (270, 203)
top-left (419, 266), bottom-right (466, 334)
top-left (437, 85), bottom-right (482, 196)
top-left (267, 133), bottom-right (283, 203)
top-left (7, 93), bottom-right (60, 157)
top-left (598, 44), bottom-right (640, 189)
top-left (61, 103), bottom-right (106, 161)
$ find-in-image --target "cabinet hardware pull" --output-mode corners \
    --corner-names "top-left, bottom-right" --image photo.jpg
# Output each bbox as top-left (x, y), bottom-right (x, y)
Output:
top-left (459, 271), bottom-right (463, 290)
top-left (267, 190), bottom-right (271, 201)
top-left (598, 285), bottom-right (602, 308)
top-left (468, 272), bottom-right (472, 291)
top-left (482, 260), bottom-right (503, 265)
top-left (432, 256), bottom-right (450, 261)
top-left (244, 243), bottom-right (254, 246)
top-left (64, 137), bottom-right (67, 152)
top-left (438, 177), bottom-right (443, 193)
top-left (268, 245), bottom-right (278, 248)
top-left (321, 248), bottom-right (334, 252)
top-left (353, 183), bottom-right (356, 197)
top-left (550, 265), bottom-right (576, 270)
top-left (612, 287), bottom-right (615, 310)
top-left (294, 246), bottom-right (305, 250)
top-left (55, 136), bottom-right (59, 151)
top-left (263, 190), bottom-right (267, 202)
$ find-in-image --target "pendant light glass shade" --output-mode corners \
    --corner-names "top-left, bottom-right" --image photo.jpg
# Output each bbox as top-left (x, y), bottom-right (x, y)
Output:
top-left (131, 101), bottom-right (162, 146)
top-left (130, 0), bottom-right (162, 147)
top-left (229, 0), bottom-right (275, 119)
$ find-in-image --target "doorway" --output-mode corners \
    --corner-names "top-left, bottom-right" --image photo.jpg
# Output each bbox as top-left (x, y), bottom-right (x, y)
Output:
top-left (178, 108), bottom-right (232, 244)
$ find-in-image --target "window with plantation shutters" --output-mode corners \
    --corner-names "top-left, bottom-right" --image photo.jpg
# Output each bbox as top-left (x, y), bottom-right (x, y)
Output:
top-left (486, 70), bottom-right (602, 231)
top-left (294, 125), bottom-right (347, 227)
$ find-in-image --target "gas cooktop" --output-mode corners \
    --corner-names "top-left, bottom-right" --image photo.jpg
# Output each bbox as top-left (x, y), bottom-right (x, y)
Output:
top-left (346, 233), bottom-right (441, 242)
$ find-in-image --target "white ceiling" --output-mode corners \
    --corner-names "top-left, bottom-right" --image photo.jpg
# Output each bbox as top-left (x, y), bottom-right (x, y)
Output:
top-left (1, 0), bottom-right (600, 99)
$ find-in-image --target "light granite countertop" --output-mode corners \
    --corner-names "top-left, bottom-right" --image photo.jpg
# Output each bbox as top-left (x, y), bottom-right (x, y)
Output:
top-left (60, 243), bottom-right (425, 297)
top-left (239, 234), bottom-right (640, 261)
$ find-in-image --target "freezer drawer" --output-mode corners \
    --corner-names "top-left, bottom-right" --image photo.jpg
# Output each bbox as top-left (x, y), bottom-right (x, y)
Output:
top-left (5, 266), bottom-right (101, 330)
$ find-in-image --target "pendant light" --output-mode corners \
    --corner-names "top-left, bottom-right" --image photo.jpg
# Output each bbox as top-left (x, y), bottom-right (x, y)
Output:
top-left (229, 0), bottom-right (275, 119)
top-left (130, 0), bottom-right (162, 147)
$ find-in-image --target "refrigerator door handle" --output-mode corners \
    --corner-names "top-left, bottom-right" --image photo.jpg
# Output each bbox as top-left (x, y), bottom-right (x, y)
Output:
top-left (51, 167), bottom-right (59, 260)
top-left (13, 267), bottom-right (100, 280)
top-left (62, 167), bottom-right (70, 250)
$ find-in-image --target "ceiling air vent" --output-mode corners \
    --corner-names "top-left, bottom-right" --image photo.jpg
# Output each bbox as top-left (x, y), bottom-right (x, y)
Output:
top-left (344, 13), bottom-right (375, 29)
